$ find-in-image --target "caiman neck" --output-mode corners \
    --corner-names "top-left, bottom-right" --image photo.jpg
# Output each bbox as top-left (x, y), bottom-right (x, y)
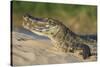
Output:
top-left (49, 25), bottom-right (77, 44)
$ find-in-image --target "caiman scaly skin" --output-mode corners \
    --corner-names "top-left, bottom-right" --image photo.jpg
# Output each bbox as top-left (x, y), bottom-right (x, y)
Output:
top-left (22, 14), bottom-right (97, 59)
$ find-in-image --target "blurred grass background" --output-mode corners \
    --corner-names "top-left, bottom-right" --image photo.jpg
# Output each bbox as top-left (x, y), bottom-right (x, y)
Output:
top-left (12, 1), bottom-right (97, 34)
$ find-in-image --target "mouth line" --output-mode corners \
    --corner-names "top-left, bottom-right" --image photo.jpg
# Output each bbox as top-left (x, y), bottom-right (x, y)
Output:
top-left (23, 14), bottom-right (48, 23)
top-left (28, 17), bottom-right (48, 23)
top-left (23, 21), bottom-right (49, 30)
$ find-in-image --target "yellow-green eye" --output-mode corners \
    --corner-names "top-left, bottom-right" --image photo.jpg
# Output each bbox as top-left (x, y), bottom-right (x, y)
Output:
top-left (48, 19), bottom-right (53, 23)
top-left (47, 19), bottom-right (54, 24)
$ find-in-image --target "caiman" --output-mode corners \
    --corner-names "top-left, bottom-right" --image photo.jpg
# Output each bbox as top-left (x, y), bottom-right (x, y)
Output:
top-left (22, 14), bottom-right (97, 59)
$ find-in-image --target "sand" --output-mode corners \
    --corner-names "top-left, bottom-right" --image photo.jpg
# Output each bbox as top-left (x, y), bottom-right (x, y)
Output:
top-left (11, 32), bottom-right (97, 66)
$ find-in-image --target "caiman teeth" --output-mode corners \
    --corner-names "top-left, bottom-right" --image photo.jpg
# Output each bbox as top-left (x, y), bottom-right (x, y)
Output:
top-left (26, 23), bottom-right (30, 26)
top-left (45, 25), bottom-right (49, 27)
top-left (41, 29), bottom-right (48, 31)
top-left (35, 28), bottom-right (40, 31)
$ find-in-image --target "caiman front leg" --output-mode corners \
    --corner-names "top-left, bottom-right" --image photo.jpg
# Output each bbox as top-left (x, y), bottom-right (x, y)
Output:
top-left (68, 43), bottom-right (92, 59)
top-left (47, 43), bottom-right (68, 53)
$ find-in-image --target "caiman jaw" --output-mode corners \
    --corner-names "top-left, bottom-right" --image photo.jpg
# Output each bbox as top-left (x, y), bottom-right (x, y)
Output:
top-left (22, 14), bottom-right (60, 37)
top-left (23, 14), bottom-right (48, 30)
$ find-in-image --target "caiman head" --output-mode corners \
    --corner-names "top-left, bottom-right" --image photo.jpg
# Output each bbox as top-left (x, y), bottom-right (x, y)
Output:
top-left (22, 14), bottom-right (63, 37)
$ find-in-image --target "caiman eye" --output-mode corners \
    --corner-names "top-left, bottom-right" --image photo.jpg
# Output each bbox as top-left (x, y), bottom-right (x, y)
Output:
top-left (48, 19), bottom-right (55, 25)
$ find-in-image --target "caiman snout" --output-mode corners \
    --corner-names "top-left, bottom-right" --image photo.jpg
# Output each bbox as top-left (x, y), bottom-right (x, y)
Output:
top-left (22, 14), bottom-right (59, 36)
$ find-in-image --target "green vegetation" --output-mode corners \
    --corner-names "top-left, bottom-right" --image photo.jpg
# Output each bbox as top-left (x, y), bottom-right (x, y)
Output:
top-left (12, 1), bottom-right (97, 34)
